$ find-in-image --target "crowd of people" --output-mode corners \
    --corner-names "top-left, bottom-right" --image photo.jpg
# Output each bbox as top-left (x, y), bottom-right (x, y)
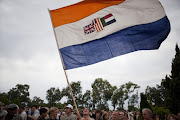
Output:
top-left (0, 101), bottom-right (180, 120)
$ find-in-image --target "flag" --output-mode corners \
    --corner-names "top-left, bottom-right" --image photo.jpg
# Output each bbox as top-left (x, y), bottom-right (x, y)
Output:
top-left (50, 0), bottom-right (170, 70)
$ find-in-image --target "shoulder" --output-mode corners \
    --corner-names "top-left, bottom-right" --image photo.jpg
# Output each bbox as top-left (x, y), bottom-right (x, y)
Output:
top-left (89, 118), bottom-right (94, 120)
top-left (62, 115), bottom-right (67, 120)
top-left (13, 115), bottom-right (23, 120)
top-left (70, 114), bottom-right (77, 120)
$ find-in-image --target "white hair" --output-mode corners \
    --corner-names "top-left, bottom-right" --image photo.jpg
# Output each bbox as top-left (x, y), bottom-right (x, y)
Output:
top-left (142, 108), bottom-right (153, 118)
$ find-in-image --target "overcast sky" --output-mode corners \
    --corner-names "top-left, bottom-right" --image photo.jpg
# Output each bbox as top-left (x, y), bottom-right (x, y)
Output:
top-left (0, 0), bottom-right (180, 109)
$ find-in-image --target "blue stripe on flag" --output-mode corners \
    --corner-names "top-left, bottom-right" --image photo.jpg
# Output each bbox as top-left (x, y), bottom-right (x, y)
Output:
top-left (60, 16), bottom-right (170, 70)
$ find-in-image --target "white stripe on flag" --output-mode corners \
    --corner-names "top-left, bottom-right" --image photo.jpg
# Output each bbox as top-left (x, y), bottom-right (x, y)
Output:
top-left (55, 0), bottom-right (166, 49)
top-left (105, 16), bottom-right (115, 23)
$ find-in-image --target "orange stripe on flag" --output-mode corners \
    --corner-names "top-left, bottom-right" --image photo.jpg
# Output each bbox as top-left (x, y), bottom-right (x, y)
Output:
top-left (97, 18), bottom-right (103, 31)
top-left (50, 0), bottom-right (125, 28)
top-left (95, 18), bottom-right (101, 32)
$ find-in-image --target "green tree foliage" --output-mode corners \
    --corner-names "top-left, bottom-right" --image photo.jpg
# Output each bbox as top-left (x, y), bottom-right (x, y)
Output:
top-left (83, 90), bottom-right (92, 108)
top-left (112, 82), bottom-right (140, 110)
top-left (0, 92), bottom-right (9, 105)
top-left (140, 93), bottom-right (151, 110)
top-left (31, 96), bottom-right (44, 107)
top-left (128, 90), bottom-right (139, 110)
top-left (112, 84), bottom-right (127, 110)
top-left (145, 85), bottom-right (165, 107)
top-left (125, 82), bottom-right (140, 106)
top-left (7, 84), bottom-right (30, 105)
top-left (91, 78), bottom-right (114, 110)
top-left (152, 106), bottom-right (170, 120)
top-left (46, 87), bottom-right (62, 106)
top-left (62, 81), bottom-right (82, 106)
top-left (111, 86), bottom-right (118, 110)
top-left (161, 44), bottom-right (180, 114)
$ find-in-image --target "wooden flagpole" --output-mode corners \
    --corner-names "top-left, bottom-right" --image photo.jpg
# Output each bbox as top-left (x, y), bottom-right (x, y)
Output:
top-left (48, 9), bottom-right (79, 115)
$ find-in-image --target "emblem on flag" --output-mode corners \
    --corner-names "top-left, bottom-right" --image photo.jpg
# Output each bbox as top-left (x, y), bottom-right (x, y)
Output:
top-left (100, 13), bottom-right (116, 27)
top-left (84, 13), bottom-right (116, 35)
top-left (83, 22), bottom-right (96, 34)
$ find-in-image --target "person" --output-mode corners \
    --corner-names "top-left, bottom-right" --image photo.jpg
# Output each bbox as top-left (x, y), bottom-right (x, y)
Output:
top-left (61, 104), bottom-right (77, 120)
top-left (0, 102), bottom-right (7, 120)
top-left (28, 105), bottom-right (40, 120)
top-left (128, 112), bottom-right (134, 120)
top-left (3, 104), bottom-right (22, 120)
top-left (19, 105), bottom-right (27, 120)
top-left (49, 107), bottom-right (59, 120)
top-left (167, 114), bottom-right (180, 120)
top-left (60, 112), bottom-right (66, 120)
top-left (142, 108), bottom-right (153, 120)
top-left (102, 112), bottom-right (108, 120)
top-left (44, 107), bottom-right (49, 120)
top-left (119, 111), bottom-right (126, 120)
top-left (111, 111), bottom-right (119, 120)
top-left (91, 111), bottom-right (96, 120)
top-left (81, 108), bottom-right (94, 120)
top-left (95, 110), bottom-right (101, 120)
top-left (134, 112), bottom-right (140, 120)
top-left (37, 108), bottom-right (48, 120)
top-left (154, 114), bottom-right (160, 120)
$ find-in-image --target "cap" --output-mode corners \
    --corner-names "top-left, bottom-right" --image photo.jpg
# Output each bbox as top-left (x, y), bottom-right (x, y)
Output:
top-left (66, 104), bottom-right (73, 109)
top-left (7, 104), bottom-right (18, 109)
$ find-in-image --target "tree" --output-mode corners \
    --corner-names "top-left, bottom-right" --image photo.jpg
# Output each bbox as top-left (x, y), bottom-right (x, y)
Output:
top-left (46, 87), bottom-right (62, 106)
top-left (111, 86), bottom-right (118, 110)
top-left (128, 90), bottom-right (139, 110)
top-left (152, 106), bottom-right (170, 120)
top-left (31, 96), bottom-right (44, 106)
top-left (125, 82), bottom-right (140, 107)
top-left (112, 84), bottom-right (126, 110)
top-left (7, 84), bottom-right (30, 105)
top-left (161, 44), bottom-right (180, 114)
top-left (140, 93), bottom-right (152, 111)
top-left (145, 85), bottom-right (165, 107)
top-left (112, 82), bottom-right (140, 110)
top-left (62, 81), bottom-right (82, 106)
top-left (91, 78), bottom-right (114, 110)
top-left (82, 90), bottom-right (92, 108)
top-left (0, 92), bottom-right (9, 105)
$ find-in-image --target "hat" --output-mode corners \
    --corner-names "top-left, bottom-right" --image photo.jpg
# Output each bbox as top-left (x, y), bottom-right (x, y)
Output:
top-left (66, 104), bottom-right (73, 109)
top-left (7, 104), bottom-right (18, 109)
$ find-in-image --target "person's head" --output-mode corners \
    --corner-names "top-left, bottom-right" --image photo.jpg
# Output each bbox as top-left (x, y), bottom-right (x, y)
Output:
top-left (103, 112), bottom-right (109, 120)
top-left (61, 112), bottom-right (66, 116)
top-left (154, 114), bottom-right (160, 120)
top-left (83, 108), bottom-right (90, 116)
top-left (39, 108), bottom-right (48, 118)
top-left (142, 108), bottom-right (153, 120)
top-left (136, 111), bottom-right (140, 116)
top-left (31, 105), bottom-right (38, 112)
top-left (50, 107), bottom-right (59, 118)
top-left (119, 111), bottom-right (125, 120)
top-left (65, 104), bottom-right (73, 114)
top-left (19, 105), bottom-right (25, 114)
top-left (7, 104), bottom-right (19, 116)
top-left (95, 110), bottom-right (101, 119)
top-left (129, 112), bottom-right (134, 118)
top-left (111, 111), bottom-right (119, 120)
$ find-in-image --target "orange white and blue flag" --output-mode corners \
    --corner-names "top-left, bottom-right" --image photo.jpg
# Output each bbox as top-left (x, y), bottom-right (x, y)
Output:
top-left (50, 0), bottom-right (170, 70)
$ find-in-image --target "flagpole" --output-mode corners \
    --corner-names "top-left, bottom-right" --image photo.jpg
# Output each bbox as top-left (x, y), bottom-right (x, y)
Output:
top-left (47, 9), bottom-right (79, 115)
